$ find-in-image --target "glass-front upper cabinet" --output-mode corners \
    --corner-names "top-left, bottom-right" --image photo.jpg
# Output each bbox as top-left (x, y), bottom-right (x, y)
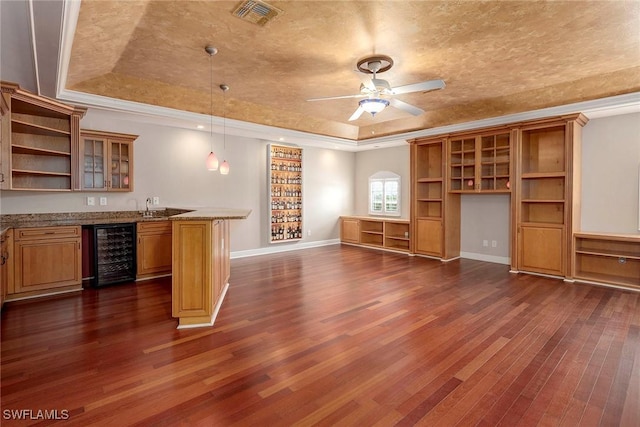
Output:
top-left (82, 136), bottom-right (106, 190)
top-left (110, 140), bottom-right (131, 191)
top-left (80, 130), bottom-right (137, 192)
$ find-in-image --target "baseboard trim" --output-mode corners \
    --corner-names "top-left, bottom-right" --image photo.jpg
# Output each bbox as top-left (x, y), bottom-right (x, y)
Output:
top-left (231, 239), bottom-right (340, 259)
top-left (176, 282), bottom-right (230, 329)
top-left (460, 252), bottom-right (511, 265)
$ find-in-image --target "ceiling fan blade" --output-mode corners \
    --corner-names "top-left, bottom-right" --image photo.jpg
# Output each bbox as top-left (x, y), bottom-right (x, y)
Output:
top-left (348, 106), bottom-right (365, 121)
top-left (307, 94), bottom-right (366, 102)
top-left (389, 98), bottom-right (425, 116)
top-left (356, 73), bottom-right (376, 92)
top-left (391, 79), bottom-right (446, 95)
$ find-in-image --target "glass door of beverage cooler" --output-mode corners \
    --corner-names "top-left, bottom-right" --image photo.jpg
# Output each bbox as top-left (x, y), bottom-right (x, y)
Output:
top-left (92, 223), bottom-right (136, 287)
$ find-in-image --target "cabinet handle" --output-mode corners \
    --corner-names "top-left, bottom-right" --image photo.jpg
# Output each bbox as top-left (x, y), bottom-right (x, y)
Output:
top-left (0, 172), bottom-right (4, 183)
top-left (0, 255), bottom-right (5, 265)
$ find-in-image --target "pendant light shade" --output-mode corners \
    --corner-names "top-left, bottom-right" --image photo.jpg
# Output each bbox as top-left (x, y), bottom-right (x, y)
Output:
top-left (206, 151), bottom-right (219, 171)
top-left (219, 160), bottom-right (230, 175)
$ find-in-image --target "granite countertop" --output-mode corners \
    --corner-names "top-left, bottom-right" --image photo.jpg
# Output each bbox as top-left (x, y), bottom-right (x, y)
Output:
top-left (169, 208), bottom-right (251, 221)
top-left (0, 207), bottom-right (251, 234)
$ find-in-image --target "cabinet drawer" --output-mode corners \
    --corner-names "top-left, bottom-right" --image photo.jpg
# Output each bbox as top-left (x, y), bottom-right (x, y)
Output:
top-left (16, 225), bottom-right (81, 241)
top-left (137, 220), bottom-right (171, 234)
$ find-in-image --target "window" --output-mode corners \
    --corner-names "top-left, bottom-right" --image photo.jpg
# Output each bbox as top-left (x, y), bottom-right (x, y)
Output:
top-left (369, 171), bottom-right (400, 216)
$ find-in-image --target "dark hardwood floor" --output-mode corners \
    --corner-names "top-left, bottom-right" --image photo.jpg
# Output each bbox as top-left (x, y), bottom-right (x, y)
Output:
top-left (1, 245), bottom-right (638, 426)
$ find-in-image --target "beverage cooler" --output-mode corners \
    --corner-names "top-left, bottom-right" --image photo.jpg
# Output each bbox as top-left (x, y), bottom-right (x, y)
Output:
top-left (91, 223), bottom-right (136, 287)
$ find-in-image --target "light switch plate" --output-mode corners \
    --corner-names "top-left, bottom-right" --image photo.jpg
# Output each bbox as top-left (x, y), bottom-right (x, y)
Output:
top-left (153, 197), bottom-right (160, 205)
top-left (87, 197), bottom-right (95, 206)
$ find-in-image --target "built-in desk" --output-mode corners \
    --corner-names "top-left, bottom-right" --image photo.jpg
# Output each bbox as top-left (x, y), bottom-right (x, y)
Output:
top-left (170, 208), bottom-right (251, 328)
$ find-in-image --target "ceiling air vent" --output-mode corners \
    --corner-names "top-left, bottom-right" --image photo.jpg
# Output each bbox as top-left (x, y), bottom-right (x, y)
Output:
top-left (232, 0), bottom-right (282, 26)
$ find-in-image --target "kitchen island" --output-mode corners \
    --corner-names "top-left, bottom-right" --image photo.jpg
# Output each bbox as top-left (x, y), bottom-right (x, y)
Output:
top-left (170, 208), bottom-right (251, 328)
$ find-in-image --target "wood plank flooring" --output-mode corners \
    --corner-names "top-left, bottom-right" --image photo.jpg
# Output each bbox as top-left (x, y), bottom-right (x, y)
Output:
top-left (1, 244), bottom-right (639, 426)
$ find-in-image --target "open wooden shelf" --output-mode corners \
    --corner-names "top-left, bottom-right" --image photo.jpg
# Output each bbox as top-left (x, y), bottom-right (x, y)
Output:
top-left (574, 233), bottom-right (640, 289)
top-left (340, 217), bottom-right (410, 253)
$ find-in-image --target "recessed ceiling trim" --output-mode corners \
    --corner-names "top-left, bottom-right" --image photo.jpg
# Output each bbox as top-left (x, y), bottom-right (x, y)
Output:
top-left (57, 88), bottom-right (640, 152)
top-left (56, 0), bottom-right (81, 99)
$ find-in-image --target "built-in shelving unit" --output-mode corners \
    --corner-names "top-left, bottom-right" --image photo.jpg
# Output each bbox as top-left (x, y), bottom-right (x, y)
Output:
top-left (340, 216), bottom-right (410, 253)
top-left (410, 137), bottom-right (460, 258)
top-left (268, 144), bottom-right (303, 243)
top-left (480, 133), bottom-right (511, 191)
top-left (449, 132), bottom-right (511, 193)
top-left (574, 233), bottom-right (640, 289)
top-left (2, 85), bottom-right (84, 191)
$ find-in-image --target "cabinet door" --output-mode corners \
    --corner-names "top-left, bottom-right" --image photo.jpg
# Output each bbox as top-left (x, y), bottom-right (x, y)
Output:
top-left (519, 225), bottom-right (564, 276)
top-left (340, 218), bottom-right (360, 243)
top-left (109, 139), bottom-right (132, 191)
top-left (415, 218), bottom-right (442, 256)
top-left (81, 135), bottom-right (107, 190)
top-left (137, 225), bottom-right (172, 277)
top-left (14, 237), bottom-right (81, 292)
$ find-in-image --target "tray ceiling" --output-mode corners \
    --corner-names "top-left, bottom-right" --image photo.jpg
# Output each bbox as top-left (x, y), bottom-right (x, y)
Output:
top-left (60, 0), bottom-right (640, 140)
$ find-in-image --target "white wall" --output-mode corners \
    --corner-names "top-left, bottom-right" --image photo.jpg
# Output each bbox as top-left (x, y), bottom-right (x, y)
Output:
top-left (581, 112), bottom-right (640, 233)
top-left (460, 194), bottom-right (511, 263)
top-left (353, 145), bottom-right (410, 219)
top-left (0, 109), bottom-right (356, 252)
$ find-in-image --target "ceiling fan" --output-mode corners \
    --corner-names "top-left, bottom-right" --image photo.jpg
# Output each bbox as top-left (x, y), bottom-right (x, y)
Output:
top-left (307, 55), bottom-right (445, 121)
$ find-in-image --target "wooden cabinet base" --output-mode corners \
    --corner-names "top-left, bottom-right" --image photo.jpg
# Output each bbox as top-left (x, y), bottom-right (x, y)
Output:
top-left (176, 283), bottom-right (229, 329)
top-left (171, 219), bottom-right (229, 329)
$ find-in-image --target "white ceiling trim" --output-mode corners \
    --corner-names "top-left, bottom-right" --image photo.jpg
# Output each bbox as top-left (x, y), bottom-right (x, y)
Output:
top-left (27, 0), bottom-right (40, 95)
top-left (58, 87), bottom-right (640, 152)
top-left (56, 0), bottom-right (80, 103)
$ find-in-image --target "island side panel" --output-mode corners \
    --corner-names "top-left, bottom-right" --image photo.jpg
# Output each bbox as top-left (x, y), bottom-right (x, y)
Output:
top-left (172, 221), bottom-right (213, 325)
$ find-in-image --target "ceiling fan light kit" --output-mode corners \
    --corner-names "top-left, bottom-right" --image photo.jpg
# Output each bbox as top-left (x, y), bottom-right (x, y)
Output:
top-left (359, 98), bottom-right (389, 115)
top-left (308, 54), bottom-right (445, 121)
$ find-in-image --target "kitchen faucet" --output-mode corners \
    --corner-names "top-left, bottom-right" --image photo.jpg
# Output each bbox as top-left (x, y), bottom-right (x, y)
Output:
top-left (144, 197), bottom-right (152, 217)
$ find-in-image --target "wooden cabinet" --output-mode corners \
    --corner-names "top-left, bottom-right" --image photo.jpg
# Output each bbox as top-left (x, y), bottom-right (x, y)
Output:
top-left (0, 229), bottom-right (12, 309)
top-left (268, 144), bottom-right (302, 242)
top-left (574, 233), bottom-right (640, 289)
top-left (340, 217), bottom-right (410, 253)
top-left (13, 226), bottom-right (82, 296)
top-left (137, 221), bottom-right (172, 279)
top-left (80, 129), bottom-right (137, 191)
top-left (172, 219), bottom-right (229, 328)
top-left (410, 137), bottom-right (460, 259)
top-left (449, 132), bottom-right (512, 193)
top-left (513, 114), bottom-right (587, 277)
top-left (340, 217), bottom-right (359, 244)
top-left (1, 82), bottom-right (84, 191)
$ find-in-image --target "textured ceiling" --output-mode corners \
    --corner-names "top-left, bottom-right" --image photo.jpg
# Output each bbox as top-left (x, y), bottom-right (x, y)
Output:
top-left (66, 0), bottom-right (640, 141)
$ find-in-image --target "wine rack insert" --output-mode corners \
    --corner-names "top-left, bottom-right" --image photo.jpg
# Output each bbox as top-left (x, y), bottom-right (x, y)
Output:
top-left (268, 144), bottom-right (303, 243)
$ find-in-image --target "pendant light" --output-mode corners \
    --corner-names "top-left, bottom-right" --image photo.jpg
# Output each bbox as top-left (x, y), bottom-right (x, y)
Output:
top-left (219, 83), bottom-right (230, 175)
top-left (205, 45), bottom-right (219, 171)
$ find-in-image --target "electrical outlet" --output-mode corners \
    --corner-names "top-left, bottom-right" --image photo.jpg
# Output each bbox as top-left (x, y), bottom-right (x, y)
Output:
top-left (153, 196), bottom-right (160, 205)
top-left (492, 240), bottom-right (498, 248)
top-left (482, 239), bottom-right (488, 247)
top-left (307, 230), bottom-right (311, 236)
top-left (99, 197), bottom-right (107, 206)
top-left (87, 197), bottom-right (95, 206)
